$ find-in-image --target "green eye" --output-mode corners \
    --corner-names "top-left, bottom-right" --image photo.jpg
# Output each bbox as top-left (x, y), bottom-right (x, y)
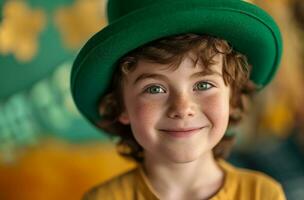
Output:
top-left (145, 85), bottom-right (166, 94)
top-left (194, 82), bottom-right (213, 91)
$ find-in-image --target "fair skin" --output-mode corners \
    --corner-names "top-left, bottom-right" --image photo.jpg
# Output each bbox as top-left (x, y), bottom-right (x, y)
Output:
top-left (118, 53), bottom-right (231, 199)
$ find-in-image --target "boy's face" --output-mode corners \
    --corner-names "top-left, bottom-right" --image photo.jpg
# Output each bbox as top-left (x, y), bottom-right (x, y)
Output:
top-left (118, 54), bottom-right (230, 163)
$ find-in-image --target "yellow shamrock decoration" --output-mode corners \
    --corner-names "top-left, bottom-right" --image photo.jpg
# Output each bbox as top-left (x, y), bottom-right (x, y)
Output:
top-left (0, 1), bottom-right (46, 62)
top-left (54, 0), bottom-right (106, 50)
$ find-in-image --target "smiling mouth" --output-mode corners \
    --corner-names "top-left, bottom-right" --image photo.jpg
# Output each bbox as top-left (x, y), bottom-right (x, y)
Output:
top-left (159, 127), bottom-right (204, 138)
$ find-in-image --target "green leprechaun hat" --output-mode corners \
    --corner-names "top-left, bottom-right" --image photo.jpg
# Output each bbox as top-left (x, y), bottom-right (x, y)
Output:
top-left (71, 0), bottom-right (283, 124)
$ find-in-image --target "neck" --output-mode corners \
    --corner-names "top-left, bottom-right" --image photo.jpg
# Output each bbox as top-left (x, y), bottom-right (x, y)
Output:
top-left (143, 151), bottom-right (224, 199)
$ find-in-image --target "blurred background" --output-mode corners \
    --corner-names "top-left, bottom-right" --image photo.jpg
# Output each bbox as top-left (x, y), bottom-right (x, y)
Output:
top-left (0, 0), bottom-right (304, 199)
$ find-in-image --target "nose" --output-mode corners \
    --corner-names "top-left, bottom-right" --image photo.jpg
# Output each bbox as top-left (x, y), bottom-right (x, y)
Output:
top-left (167, 93), bottom-right (195, 119)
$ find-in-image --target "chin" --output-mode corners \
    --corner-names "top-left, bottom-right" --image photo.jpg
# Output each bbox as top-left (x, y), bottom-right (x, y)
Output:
top-left (166, 151), bottom-right (204, 164)
top-left (171, 158), bottom-right (198, 164)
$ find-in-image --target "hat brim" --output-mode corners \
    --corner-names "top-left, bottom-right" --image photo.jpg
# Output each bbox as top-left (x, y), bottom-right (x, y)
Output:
top-left (71, 0), bottom-right (282, 123)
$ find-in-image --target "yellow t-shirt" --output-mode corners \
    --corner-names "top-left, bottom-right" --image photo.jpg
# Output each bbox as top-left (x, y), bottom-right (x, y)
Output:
top-left (83, 159), bottom-right (286, 200)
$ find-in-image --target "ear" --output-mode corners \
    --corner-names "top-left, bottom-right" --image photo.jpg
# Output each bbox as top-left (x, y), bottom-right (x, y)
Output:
top-left (229, 106), bottom-right (241, 116)
top-left (98, 102), bottom-right (106, 116)
top-left (118, 111), bottom-right (130, 125)
top-left (229, 106), bottom-right (236, 115)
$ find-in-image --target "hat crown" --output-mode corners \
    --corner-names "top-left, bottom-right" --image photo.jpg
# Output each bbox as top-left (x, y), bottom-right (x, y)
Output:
top-left (107, 0), bottom-right (240, 23)
top-left (107, 0), bottom-right (163, 23)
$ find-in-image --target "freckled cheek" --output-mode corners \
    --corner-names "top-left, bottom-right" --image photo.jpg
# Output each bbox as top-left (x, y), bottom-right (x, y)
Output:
top-left (127, 99), bottom-right (164, 144)
top-left (128, 98), bottom-right (164, 125)
top-left (200, 94), bottom-right (230, 125)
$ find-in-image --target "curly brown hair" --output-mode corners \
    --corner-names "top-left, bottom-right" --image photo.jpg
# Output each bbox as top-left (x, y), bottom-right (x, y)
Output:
top-left (97, 34), bottom-right (256, 162)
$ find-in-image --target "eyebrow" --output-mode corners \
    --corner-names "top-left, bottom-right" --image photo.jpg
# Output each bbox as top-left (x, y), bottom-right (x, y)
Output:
top-left (133, 70), bottom-right (223, 85)
top-left (133, 73), bottom-right (169, 85)
top-left (190, 71), bottom-right (223, 79)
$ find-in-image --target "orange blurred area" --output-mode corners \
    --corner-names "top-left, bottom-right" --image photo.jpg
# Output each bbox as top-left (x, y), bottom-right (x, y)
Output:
top-left (0, 139), bottom-right (135, 200)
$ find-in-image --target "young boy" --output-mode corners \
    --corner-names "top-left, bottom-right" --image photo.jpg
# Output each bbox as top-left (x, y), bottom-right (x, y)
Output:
top-left (70, 0), bottom-right (285, 199)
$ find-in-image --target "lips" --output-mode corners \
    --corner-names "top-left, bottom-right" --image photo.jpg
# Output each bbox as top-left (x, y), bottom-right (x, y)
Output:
top-left (159, 127), bottom-right (204, 138)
